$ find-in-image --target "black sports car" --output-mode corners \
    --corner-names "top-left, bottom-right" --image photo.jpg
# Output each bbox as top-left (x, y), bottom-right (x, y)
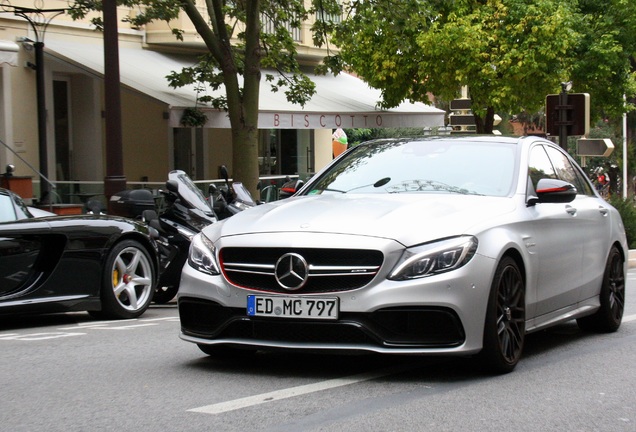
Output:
top-left (0, 187), bottom-right (158, 319)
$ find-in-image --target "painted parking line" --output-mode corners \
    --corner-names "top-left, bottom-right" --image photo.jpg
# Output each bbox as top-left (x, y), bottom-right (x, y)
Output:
top-left (188, 363), bottom-right (423, 415)
top-left (189, 315), bottom-right (636, 416)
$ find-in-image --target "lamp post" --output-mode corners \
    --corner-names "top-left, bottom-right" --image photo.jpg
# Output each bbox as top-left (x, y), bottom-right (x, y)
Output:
top-left (1, 1), bottom-right (66, 202)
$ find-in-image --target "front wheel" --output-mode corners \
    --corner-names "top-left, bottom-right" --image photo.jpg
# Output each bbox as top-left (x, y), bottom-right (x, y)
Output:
top-left (479, 256), bottom-right (525, 374)
top-left (93, 239), bottom-right (156, 319)
top-left (577, 246), bottom-right (625, 333)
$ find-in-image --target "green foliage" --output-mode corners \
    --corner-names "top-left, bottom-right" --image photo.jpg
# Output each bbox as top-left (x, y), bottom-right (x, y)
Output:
top-left (180, 107), bottom-right (207, 128)
top-left (572, 0), bottom-right (636, 119)
top-left (329, 0), bottom-right (636, 133)
top-left (343, 128), bottom-right (442, 147)
top-left (608, 195), bottom-right (636, 248)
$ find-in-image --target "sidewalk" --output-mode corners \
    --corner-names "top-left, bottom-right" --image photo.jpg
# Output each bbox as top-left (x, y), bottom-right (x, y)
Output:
top-left (630, 250), bottom-right (636, 268)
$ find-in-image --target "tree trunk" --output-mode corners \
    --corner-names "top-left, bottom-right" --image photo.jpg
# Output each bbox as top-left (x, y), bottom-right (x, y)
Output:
top-left (474, 107), bottom-right (495, 134)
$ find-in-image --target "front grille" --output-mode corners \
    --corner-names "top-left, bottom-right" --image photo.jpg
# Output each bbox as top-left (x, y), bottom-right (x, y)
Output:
top-left (179, 298), bottom-right (465, 348)
top-left (220, 247), bottom-right (383, 293)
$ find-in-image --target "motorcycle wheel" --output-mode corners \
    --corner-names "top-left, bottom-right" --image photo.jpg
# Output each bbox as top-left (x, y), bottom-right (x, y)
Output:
top-left (153, 285), bottom-right (179, 304)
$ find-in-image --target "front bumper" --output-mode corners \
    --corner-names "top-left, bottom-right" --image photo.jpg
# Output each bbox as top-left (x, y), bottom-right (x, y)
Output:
top-left (177, 247), bottom-right (496, 356)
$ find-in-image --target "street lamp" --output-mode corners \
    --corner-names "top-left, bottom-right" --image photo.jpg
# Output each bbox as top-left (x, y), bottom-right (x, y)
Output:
top-left (1, 1), bottom-right (66, 203)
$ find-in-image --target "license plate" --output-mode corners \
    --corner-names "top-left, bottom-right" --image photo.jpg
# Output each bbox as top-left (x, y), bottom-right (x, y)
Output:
top-left (247, 295), bottom-right (338, 320)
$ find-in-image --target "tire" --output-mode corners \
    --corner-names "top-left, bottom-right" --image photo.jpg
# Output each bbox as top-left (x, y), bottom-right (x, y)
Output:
top-left (153, 285), bottom-right (179, 304)
top-left (479, 256), bottom-right (526, 374)
top-left (577, 246), bottom-right (625, 333)
top-left (95, 239), bottom-right (156, 319)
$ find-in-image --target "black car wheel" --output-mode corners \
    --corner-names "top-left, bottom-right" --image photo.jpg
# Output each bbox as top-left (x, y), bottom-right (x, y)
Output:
top-left (577, 246), bottom-right (625, 333)
top-left (480, 256), bottom-right (525, 374)
top-left (95, 239), bottom-right (156, 319)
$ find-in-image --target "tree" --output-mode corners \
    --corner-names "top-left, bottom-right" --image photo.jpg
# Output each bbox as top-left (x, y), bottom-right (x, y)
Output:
top-left (330, 0), bottom-right (581, 133)
top-left (69, 0), bottom-right (340, 195)
top-left (572, 0), bottom-right (636, 120)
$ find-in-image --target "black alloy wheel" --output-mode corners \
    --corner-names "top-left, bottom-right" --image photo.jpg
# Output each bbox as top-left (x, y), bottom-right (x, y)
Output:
top-left (577, 246), bottom-right (625, 333)
top-left (480, 256), bottom-right (526, 374)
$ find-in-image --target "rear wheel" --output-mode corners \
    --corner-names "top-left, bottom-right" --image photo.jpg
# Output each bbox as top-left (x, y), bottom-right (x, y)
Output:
top-left (93, 240), bottom-right (155, 319)
top-left (479, 256), bottom-right (525, 374)
top-left (577, 246), bottom-right (624, 333)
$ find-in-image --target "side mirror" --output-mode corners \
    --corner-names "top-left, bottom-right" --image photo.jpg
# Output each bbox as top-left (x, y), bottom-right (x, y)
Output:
top-left (219, 165), bottom-right (229, 182)
top-left (528, 178), bottom-right (577, 206)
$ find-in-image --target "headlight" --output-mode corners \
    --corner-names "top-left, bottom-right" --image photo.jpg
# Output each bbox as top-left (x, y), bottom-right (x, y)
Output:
top-left (188, 233), bottom-right (220, 275)
top-left (388, 236), bottom-right (478, 280)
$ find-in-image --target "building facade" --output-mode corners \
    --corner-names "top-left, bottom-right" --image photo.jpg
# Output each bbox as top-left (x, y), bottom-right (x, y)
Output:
top-left (0, 1), bottom-right (444, 203)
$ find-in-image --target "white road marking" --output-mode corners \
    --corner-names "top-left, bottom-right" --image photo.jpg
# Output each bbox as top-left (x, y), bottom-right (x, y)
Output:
top-left (91, 323), bottom-right (158, 330)
top-left (623, 313), bottom-right (636, 323)
top-left (188, 363), bottom-right (422, 415)
top-left (0, 332), bottom-right (85, 341)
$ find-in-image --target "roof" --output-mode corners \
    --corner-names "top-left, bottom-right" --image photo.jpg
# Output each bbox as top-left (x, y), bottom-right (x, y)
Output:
top-left (44, 37), bottom-right (445, 129)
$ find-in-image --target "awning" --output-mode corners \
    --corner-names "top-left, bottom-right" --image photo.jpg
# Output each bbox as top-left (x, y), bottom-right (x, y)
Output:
top-left (45, 38), bottom-right (445, 129)
top-left (0, 40), bottom-right (19, 67)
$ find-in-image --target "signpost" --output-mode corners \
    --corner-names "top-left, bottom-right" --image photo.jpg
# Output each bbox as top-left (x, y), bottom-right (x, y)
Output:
top-left (545, 90), bottom-right (590, 149)
top-left (577, 138), bottom-right (614, 157)
top-left (449, 96), bottom-right (475, 134)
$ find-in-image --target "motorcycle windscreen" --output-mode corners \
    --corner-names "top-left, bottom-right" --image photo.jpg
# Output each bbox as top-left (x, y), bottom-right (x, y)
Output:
top-left (168, 171), bottom-right (214, 214)
top-left (231, 182), bottom-right (257, 206)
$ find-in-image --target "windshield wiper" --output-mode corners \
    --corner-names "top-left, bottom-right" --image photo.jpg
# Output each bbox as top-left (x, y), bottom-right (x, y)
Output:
top-left (344, 177), bottom-right (391, 193)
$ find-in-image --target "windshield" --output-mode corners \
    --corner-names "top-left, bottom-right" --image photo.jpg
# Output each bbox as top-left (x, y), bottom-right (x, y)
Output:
top-left (304, 138), bottom-right (518, 197)
top-left (168, 170), bottom-right (213, 213)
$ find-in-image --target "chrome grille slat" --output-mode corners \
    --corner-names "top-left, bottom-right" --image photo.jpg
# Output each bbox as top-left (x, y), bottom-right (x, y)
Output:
top-left (220, 247), bottom-right (384, 293)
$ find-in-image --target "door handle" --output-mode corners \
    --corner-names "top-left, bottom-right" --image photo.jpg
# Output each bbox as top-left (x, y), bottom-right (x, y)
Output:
top-left (565, 205), bottom-right (577, 216)
top-left (599, 206), bottom-right (609, 216)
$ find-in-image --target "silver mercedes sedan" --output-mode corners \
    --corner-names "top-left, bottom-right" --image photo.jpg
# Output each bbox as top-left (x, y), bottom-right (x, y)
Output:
top-left (178, 136), bottom-right (627, 373)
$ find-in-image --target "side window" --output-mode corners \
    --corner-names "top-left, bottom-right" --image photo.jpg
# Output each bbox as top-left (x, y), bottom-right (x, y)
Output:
top-left (543, 146), bottom-right (594, 196)
top-left (528, 145), bottom-right (557, 191)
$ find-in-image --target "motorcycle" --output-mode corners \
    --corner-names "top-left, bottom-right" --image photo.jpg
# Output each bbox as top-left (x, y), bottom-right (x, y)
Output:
top-left (279, 175), bottom-right (305, 199)
top-left (209, 165), bottom-right (258, 219)
top-left (112, 168), bottom-right (257, 304)
top-left (135, 171), bottom-right (219, 303)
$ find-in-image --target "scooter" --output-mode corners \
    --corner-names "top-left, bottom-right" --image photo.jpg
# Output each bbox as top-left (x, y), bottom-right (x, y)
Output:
top-left (140, 170), bottom-right (219, 303)
top-left (279, 176), bottom-right (304, 199)
top-left (209, 165), bottom-right (258, 219)
top-left (112, 169), bottom-right (257, 304)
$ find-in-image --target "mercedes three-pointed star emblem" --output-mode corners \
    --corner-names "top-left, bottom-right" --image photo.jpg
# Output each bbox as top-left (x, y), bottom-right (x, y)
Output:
top-left (274, 253), bottom-right (309, 291)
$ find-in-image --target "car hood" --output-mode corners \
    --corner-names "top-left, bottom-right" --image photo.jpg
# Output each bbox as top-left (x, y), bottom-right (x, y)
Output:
top-left (206, 194), bottom-right (517, 246)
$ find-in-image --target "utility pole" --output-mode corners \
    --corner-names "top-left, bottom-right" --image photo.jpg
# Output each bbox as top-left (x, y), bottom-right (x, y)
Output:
top-left (558, 81), bottom-right (572, 151)
top-left (103, 0), bottom-right (127, 209)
